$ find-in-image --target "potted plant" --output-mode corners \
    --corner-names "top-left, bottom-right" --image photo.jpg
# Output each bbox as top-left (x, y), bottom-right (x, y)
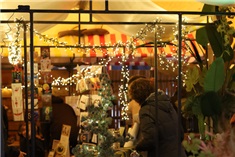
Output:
top-left (182, 4), bottom-right (235, 138)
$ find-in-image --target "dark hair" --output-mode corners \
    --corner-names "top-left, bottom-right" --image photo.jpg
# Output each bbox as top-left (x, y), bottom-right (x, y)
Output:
top-left (128, 75), bottom-right (146, 85)
top-left (128, 78), bottom-right (154, 105)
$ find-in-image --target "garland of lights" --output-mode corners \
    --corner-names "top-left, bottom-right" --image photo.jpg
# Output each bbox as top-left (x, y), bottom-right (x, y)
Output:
top-left (7, 17), bottom-right (198, 120)
top-left (35, 29), bottom-right (134, 121)
top-left (35, 30), bottom-right (120, 57)
top-left (8, 18), bottom-right (25, 65)
top-left (118, 54), bottom-right (130, 120)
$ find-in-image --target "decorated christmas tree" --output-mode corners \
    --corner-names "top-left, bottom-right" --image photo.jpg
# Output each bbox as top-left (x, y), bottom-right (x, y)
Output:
top-left (72, 73), bottom-right (121, 157)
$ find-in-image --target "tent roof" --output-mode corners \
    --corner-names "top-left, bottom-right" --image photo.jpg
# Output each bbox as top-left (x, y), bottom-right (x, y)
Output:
top-left (0, 0), bottom-right (207, 41)
top-left (0, 0), bottom-right (234, 68)
top-left (1, 0), bottom-right (234, 39)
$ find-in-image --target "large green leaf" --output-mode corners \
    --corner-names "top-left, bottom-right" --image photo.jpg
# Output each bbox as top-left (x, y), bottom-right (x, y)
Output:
top-left (205, 24), bottom-right (223, 58)
top-left (206, 24), bottom-right (234, 62)
top-left (223, 45), bottom-right (234, 62)
top-left (204, 57), bottom-right (225, 92)
top-left (198, 66), bottom-right (207, 87)
top-left (200, 91), bottom-right (222, 116)
top-left (185, 66), bottom-right (199, 92)
top-left (189, 40), bottom-right (203, 65)
top-left (195, 4), bottom-right (215, 47)
top-left (201, 4), bottom-right (216, 13)
top-left (196, 27), bottom-right (209, 47)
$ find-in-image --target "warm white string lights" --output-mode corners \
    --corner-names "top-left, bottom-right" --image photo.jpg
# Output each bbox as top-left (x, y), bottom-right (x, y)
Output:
top-left (8, 18), bottom-right (24, 65)
top-left (6, 17), bottom-right (200, 120)
top-left (118, 53), bottom-right (130, 120)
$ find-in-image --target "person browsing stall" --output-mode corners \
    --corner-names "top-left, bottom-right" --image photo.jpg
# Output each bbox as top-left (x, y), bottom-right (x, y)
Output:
top-left (127, 75), bottom-right (146, 125)
top-left (128, 78), bottom-right (186, 157)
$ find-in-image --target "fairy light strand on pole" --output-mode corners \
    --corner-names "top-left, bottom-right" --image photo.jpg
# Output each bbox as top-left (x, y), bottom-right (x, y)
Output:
top-left (8, 18), bottom-right (25, 65)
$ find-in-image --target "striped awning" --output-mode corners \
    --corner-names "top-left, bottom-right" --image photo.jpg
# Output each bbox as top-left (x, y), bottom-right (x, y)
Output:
top-left (2, 32), bottom-right (205, 60)
top-left (49, 33), bottom-right (153, 58)
top-left (49, 32), bottom-right (204, 58)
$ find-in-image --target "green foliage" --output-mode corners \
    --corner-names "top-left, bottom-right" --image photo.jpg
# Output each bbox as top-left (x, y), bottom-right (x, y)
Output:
top-left (198, 67), bottom-right (207, 88)
top-left (201, 4), bottom-right (216, 13)
top-left (196, 5), bottom-right (235, 62)
top-left (225, 66), bottom-right (235, 92)
top-left (206, 23), bottom-right (234, 62)
top-left (186, 40), bottom-right (203, 70)
top-left (209, 26), bottom-right (234, 61)
top-left (183, 95), bottom-right (203, 119)
top-left (72, 144), bottom-right (96, 157)
top-left (200, 91), bottom-right (222, 117)
top-left (196, 4), bottom-right (215, 47)
top-left (185, 66), bottom-right (200, 92)
top-left (197, 115), bottom-right (206, 140)
top-left (204, 57), bottom-right (225, 92)
top-left (183, 95), bottom-right (206, 138)
top-left (183, 133), bottom-right (215, 157)
top-left (184, 5), bottom-right (235, 155)
top-left (182, 133), bottom-right (201, 156)
top-left (205, 24), bottom-right (224, 58)
top-left (196, 27), bottom-right (209, 47)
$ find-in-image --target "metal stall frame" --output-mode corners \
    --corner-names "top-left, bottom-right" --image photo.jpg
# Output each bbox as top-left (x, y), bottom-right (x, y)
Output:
top-left (1, 1), bottom-right (235, 157)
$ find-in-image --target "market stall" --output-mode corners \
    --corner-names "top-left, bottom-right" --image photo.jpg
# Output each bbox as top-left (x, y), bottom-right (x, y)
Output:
top-left (2, 0), bottom-right (235, 157)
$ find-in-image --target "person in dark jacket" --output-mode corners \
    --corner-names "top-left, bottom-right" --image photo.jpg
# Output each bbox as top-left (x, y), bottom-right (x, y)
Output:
top-left (128, 78), bottom-right (186, 157)
top-left (50, 95), bottom-right (79, 154)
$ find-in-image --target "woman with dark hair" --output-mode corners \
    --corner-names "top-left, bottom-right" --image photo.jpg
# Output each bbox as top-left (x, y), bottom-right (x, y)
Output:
top-left (128, 78), bottom-right (186, 157)
top-left (127, 75), bottom-right (146, 125)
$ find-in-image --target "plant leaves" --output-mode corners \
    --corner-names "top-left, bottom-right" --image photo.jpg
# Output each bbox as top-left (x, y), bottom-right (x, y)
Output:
top-left (199, 66), bottom-right (207, 87)
top-left (204, 57), bottom-right (225, 92)
top-left (195, 4), bottom-right (215, 47)
top-left (201, 4), bottom-right (216, 13)
top-left (185, 81), bottom-right (194, 93)
top-left (196, 27), bottom-right (209, 47)
top-left (185, 65), bottom-right (199, 92)
top-left (182, 95), bottom-right (202, 118)
top-left (206, 24), bottom-right (234, 62)
top-left (190, 40), bottom-right (203, 69)
top-left (197, 114), bottom-right (205, 139)
top-left (223, 45), bottom-right (234, 62)
top-left (200, 91), bottom-right (222, 117)
top-left (205, 24), bottom-right (223, 58)
top-left (224, 65), bottom-right (235, 90)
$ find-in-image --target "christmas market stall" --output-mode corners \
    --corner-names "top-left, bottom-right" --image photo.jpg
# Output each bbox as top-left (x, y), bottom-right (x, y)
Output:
top-left (2, 0), bottom-right (235, 157)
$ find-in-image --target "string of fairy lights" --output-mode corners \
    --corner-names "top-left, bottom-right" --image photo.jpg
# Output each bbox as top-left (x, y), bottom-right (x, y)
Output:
top-left (8, 18), bottom-right (25, 65)
top-left (5, 17), bottom-right (196, 120)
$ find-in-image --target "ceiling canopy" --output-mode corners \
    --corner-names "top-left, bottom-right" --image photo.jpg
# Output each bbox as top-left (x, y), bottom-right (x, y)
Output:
top-left (0, 0), bottom-right (213, 42)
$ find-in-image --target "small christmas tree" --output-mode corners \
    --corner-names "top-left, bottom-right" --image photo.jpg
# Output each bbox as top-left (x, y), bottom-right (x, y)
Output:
top-left (72, 73), bottom-right (119, 157)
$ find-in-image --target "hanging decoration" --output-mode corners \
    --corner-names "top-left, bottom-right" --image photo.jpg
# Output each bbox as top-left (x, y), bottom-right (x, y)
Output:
top-left (11, 83), bottom-right (24, 121)
top-left (8, 18), bottom-right (25, 65)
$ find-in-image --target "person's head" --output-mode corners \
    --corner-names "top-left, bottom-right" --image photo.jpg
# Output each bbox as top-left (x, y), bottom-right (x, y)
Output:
top-left (128, 75), bottom-right (146, 100)
top-left (128, 78), bottom-right (154, 105)
top-left (128, 75), bottom-right (146, 85)
top-left (18, 122), bottom-right (31, 138)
